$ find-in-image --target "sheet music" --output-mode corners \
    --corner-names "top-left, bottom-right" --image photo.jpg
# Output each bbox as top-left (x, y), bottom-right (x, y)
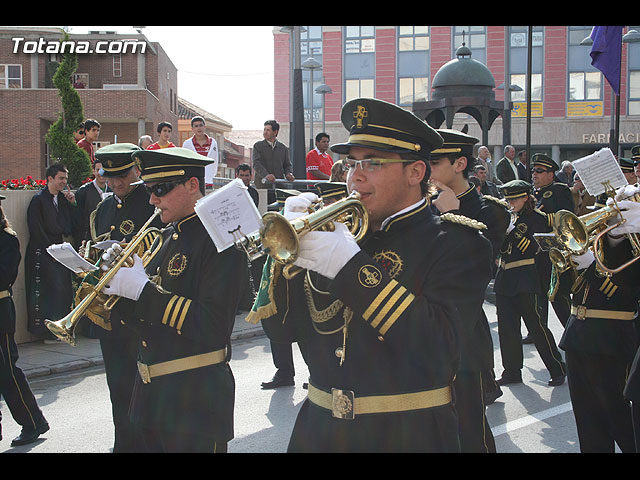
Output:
top-left (47, 242), bottom-right (99, 274)
top-left (195, 178), bottom-right (262, 252)
top-left (572, 147), bottom-right (628, 197)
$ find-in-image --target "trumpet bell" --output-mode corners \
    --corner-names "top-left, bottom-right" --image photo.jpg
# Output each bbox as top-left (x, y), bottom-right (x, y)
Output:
top-left (44, 315), bottom-right (76, 346)
top-left (259, 212), bottom-right (299, 264)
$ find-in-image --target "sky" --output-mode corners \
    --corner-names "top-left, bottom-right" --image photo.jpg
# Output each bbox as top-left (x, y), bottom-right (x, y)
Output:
top-left (68, 26), bottom-right (275, 131)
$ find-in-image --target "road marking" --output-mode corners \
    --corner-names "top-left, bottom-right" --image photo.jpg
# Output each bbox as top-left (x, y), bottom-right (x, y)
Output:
top-left (491, 402), bottom-right (573, 436)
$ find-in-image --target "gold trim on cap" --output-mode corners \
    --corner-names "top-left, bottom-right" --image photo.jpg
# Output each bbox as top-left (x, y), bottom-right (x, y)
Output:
top-left (431, 147), bottom-right (463, 154)
top-left (503, 192), bottom-right (529, 199)
top-left (101, 161), bottom-right (136, 172)
top-left (349, 134), bottom-right (421, 152)
top-left (141, 170), bottom-right (186, 181)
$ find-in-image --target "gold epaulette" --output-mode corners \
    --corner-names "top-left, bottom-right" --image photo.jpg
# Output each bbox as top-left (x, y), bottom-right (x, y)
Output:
top-left (441, 212), bottom-right (487, 231)
top-left (482, 195), bottom-right (510, 209)
top-left (4, 227), bottom-right (17, 236)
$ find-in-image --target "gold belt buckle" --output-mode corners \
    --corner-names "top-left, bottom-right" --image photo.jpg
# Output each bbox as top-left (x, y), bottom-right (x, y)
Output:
top-left (137, 361), bottom-right (151, 384)
top-left (332, 388), bottom-right (355, 420)
top-left (575, 305), bottom-right (587, 321)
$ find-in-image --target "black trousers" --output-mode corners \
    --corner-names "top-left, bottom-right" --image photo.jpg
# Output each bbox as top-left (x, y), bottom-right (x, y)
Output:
top-left (454, 371), bottom-right (496, 453)
top-left (270, 341), bottom-right (295, 379)
top-left (565, 348), bottom-right (637, 452)
top-left (0, 332), bottom-right (46, 430)
top-left (99, 322), bottom-right (139, 453)
top-left (496, 292), bottom-right (565, 378)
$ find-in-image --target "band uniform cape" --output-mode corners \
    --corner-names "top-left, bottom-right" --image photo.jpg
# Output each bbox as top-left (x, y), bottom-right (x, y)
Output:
top-left (114, 147), bottom-right (246, 443)
top-left (248, 98), bottom-right (493, 452)
top-left (24, 187), bottom-right (74, 335)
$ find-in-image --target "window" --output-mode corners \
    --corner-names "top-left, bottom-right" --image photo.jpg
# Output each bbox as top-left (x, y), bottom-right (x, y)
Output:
top-left (509, 26), bottom-right (544, 102)
top-left (113, 53), bottom-right (122, 77)
top-left (0, 64), bottom-right (22, 88)
top-left (346, 78), bottom-right (374, 102)
top-left (397, 26), bottom-right (430, 105)
top-left (569, 71), bottom-right (601, 100)
top-left (453, 26), bottom-right (486, 64)
top-left (301, 26), bottom-right (323, 119)
top-left (344, 27), bottom-right (375, 102)
top-left (628, 26), bottom-right (640, 115)
top-left (567, 26), bottom-right (602, 102)
top-left (345, 26), bottom-right (375, 53)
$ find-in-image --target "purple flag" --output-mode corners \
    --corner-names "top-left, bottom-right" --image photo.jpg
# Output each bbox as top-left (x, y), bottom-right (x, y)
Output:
top-left (589, 26), bottom-right (623, 95)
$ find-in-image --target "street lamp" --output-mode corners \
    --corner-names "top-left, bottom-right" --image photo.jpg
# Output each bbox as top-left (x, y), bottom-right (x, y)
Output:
top-left (315, 79), bottom-right (333, 133)
top-left (302, 57), bottom-right (322, 150)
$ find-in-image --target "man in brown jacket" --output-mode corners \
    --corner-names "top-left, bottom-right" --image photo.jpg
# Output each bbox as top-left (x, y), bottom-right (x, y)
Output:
top-left (252, 120), bottom-right (295, 189)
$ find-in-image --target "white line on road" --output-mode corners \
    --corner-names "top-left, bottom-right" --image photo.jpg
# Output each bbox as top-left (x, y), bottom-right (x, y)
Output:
top-left (491, 402), bottom-right (574, 437)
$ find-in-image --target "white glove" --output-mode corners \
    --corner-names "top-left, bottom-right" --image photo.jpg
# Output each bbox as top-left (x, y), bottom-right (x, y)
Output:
top-left (293, 222), bottom-right (361, 280)
top-left (607, 184), bottom-right (640, 206)
top-left (102, 254), bottom-right (149, 301)
top-left (283, 192), bottom-right (319, 221)
top-left (607, 200), bottom-right (640, 236)
top-left (570, 249), bottom-right (595, 271)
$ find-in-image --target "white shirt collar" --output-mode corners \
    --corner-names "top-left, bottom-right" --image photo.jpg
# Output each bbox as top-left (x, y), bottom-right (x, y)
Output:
top-left (380, 198), bottom-right (426, 230)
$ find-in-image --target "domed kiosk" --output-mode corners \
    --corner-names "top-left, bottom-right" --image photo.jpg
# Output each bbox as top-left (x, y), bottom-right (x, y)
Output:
top-left (412, 43), bottom-right (510, 147)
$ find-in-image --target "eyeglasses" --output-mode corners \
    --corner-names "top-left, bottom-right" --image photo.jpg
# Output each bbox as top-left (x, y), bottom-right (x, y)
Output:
top-left (145, 179), bottom-right (185, 197)
top-left (342, 157), bottom-right (413, 172)
top-left (531, 167), bottom-right (552, 174)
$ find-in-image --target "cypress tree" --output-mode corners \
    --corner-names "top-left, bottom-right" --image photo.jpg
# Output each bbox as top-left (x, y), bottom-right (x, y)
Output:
top-left (45, 30), bottom-right (92, 188)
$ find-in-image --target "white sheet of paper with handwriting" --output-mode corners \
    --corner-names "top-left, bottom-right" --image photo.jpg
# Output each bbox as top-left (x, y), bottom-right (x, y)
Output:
top-left (195, 178), bottom-right (262, 252)
top-left (572, 147), bottom-right (628, 197)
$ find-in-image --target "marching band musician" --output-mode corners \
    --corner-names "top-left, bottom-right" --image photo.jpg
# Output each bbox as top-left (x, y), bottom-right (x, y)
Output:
top-left (255, 98), bottom-right (493, 452)
top-left (427, 128), bottom-right (511, 452)
top-left (531, 154), bottom-right (575, 332)
top-left (493, 180), bottom-right (566, 388)
top-left (559, 183), bottom-right (640, 452)
top-left (88, 143), bottom-right (164, 452)
top-left (0, 195), bottom-right (50, 446)
top-left (102, 147), bottom-right (245, 453)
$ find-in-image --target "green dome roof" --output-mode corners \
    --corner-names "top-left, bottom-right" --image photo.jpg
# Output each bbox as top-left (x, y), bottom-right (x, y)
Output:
top-left (432, 44), bottom-right (495, 89)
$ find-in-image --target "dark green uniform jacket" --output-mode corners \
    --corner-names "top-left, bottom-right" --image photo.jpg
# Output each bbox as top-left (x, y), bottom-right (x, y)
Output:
top-left (121, 213), bottom-right (245, 442)
top-left (494, 208), bottom-right (550, 296)
top-left (262, 199), bottom-right (492, 452)
top-left (0, 227), bottom-right (20, 333)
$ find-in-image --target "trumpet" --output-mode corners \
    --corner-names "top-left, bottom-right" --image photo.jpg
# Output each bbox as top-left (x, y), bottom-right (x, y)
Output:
top-left (45, 208), bottom-right (164, 346)
top-left (235, 191), bottom-right (369, 278)
top-left (548, 186), bottom-right (640, 276)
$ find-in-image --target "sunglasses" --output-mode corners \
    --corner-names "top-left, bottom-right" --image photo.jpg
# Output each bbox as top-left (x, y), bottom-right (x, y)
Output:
top-left (342, 157), bottom-right (414, 172)
top-left (145, 179), bottom-right (185, 197)
top-left (532, 167), bottom-right (552, 174)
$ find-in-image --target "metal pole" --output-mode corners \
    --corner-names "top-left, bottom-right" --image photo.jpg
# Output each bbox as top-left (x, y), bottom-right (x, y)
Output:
top-left (525, 26), bottom-right (533, 181)
top-left (503, 27), bottom-right (511, 147)
top-left (613, 36), bottom-right (622, 157)
top-left (309, 68), bottom-right (314, 150)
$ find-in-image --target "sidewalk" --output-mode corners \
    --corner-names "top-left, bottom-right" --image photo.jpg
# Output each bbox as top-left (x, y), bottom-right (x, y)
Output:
top-left (15, 312), bottom-right (264, 380)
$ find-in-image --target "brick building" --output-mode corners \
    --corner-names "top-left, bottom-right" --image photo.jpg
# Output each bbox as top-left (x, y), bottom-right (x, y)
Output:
top-left (0, 26), bottom-right (179, 181)
top-left (273, 26), bottom-right (640, 166)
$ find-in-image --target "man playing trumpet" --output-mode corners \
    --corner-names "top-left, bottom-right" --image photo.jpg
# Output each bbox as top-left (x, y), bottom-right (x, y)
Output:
top-left (257, 98), bottom-right (493, 452)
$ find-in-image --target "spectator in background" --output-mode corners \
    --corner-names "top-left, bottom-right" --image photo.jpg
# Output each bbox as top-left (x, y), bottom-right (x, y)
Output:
top-left (72, 160), bottom-right (110, 248)
top-left (305, 133), bottom-right (333, 181)
top-left (235, 164), bottom-right (262, 313)
top-left (570, 174), bottom-right (595, 216)
top-left (147, 122), bottom-right (176, 150)
top-left (77, 119), bottom-right (100, 166)
top-left (182, 116), bottom-right (219, 185)
top-left (556, 161), bottom-right (575, 187)
top-left (495, 145), bottom-right (520, 184)
top-left (73, 124), bottom-right (85, 143)
top-left (474, 164), bottom-right (502, 198)
top-left (329, 160), bottom-right (347, 183)
top-left (0, 195), bottom-right (50, 446)
top-left (252, 120), bottom-right (294, 189)
top-left (138, 135), bottom-right (153, 150)
top-left (24, 163), bottom-right (75, 343)
top-left (516, 150), bottom-right (528, 180)
top-left (476, 145), bottom-right (495, 183)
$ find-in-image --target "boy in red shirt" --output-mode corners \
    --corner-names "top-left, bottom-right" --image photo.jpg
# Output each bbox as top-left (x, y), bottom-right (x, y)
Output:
top-left (147, 122), bottom-right (176, 150)
top-left (305, 132), bottom-right (333, 180)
